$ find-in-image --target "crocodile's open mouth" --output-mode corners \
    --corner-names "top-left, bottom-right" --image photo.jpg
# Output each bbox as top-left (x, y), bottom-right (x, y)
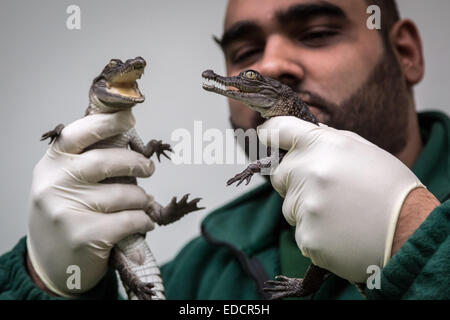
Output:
top-left (105, 59), bottom-right (146, 101)
top-left (107, 70), bottom-right (144, 99)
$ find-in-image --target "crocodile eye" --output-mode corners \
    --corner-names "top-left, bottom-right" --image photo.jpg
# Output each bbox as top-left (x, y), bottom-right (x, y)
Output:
top-left (109, 60), bottom-right (118, 67)
top-left (245, 70), bottom-right (256, 79)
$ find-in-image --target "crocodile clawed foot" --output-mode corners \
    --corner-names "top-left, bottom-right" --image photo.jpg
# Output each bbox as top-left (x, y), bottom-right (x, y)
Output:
top-left (263, 275), bottom-right (312, 300)
top-left (40, 123), bottom-right (65, 144)
top-left (227, 162), bottom-right (262, 186)
top-left (132, 281), bottom-right (156, 300)
top-left (147, 139), bottom-right (173, 162)
top-left (160, 194), bottom-right (204, 225)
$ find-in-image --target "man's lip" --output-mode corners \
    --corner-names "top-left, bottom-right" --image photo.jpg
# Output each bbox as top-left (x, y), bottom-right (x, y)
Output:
top-left (307, 105), bottom-right (320, 112)
top-left (307, 105), bottom-right (330, 125)
top-left (307, 105), bottom-right (322, 118)
top-left (301, 99), bottom-right (328, 115)
top-left (296, 92), bottom-right (327, 111)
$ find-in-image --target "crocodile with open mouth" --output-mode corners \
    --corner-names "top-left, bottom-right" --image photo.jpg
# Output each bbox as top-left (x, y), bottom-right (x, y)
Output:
top-left (202, 69), bottom-right (329, 299)
top-left (41, 57), bottom-right (204, 300)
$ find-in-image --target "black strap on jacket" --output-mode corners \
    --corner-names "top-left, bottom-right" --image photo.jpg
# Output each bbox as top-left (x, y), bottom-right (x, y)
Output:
top-left (201, 225), bottom-right (271, 299)
top-left (443, 193), bottom-right (450, 202)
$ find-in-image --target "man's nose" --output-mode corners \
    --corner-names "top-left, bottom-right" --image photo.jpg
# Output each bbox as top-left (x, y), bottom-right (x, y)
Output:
top-left (255, 34), bottom-right (304, 89)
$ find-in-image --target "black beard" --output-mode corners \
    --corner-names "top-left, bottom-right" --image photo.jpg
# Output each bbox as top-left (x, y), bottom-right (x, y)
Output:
top-left (324, 45), bottom-right (410, 155)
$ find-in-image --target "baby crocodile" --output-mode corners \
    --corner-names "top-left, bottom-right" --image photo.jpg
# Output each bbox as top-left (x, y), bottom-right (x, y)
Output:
top-left (41, 57), bottom-right (204, 300)
top-left (202, 69), bottom-right (328, 299)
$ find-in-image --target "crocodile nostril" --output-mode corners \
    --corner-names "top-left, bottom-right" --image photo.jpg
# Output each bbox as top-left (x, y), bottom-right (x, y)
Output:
top-left (202, 69), bottom-right (216, 79)
top-left (135, 57), bottom-right (146, 66)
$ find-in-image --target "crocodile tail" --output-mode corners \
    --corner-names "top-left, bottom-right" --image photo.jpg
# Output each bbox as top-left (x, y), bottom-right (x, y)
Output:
top-left (114, 234), bottom-right (166, 300)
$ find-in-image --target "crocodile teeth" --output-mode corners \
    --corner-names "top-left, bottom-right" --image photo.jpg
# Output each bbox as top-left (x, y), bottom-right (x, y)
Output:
top-left (202, 77), bottom-right (229, 91)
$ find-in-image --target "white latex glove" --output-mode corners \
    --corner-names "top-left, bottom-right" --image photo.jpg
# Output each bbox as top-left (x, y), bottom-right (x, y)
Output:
top-left (257, 116), bottom-right (424, 283)
top-left (27, 110), bottom-right (156, 297)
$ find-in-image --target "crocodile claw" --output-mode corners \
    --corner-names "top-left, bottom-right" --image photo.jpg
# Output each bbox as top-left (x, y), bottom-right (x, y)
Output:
top-left (40, 123), bottom-right (65, 144)
top-left (160, 194), bottom-right (204, 225)
top-left (148, 139), bottom-right (173, 162)
top-left (227, 162), bottom-right (262, 186)
top-left (263, 275), bottom-right (308, 300)
top-left (133, 281), bottom-right (156, 300)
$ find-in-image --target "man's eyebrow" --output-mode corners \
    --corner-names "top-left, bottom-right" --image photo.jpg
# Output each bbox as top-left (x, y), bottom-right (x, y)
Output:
top-left (276, 1), bottom-right (348, 24)
top-left (214, 2), bottom-right (347, 50)
top-left (214, 21), bottom-right (263, 51)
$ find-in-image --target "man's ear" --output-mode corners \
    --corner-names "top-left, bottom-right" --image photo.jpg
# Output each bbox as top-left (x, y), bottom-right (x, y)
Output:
top-left (389, 19), bottom-right (424, 86)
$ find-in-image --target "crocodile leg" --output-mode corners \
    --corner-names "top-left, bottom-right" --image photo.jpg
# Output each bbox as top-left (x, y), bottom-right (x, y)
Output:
top-left (128, 129), bottom-right (172, 161)
top-left (110, 247), bottom-right (156, 300)
top-left (263, 265), bottom-right (329, 300)
top-left (227, 160), bottom-right (269, 186)
top-left (40, 123), bottom-right (65, 144)
top-left (227, 151), bottom-right (285, 186)
top-left (145, 139), bottom-right (172, 162)
top-left (147, 194), bottom-right (204, 226)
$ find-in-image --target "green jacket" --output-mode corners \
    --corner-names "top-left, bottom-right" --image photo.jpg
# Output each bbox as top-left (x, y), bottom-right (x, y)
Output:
top-left (1, 111), bottom-right (449, 299)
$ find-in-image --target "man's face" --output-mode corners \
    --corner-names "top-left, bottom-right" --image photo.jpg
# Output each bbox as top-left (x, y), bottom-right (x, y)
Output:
top-left (220, 0), bottom-right (410, 154)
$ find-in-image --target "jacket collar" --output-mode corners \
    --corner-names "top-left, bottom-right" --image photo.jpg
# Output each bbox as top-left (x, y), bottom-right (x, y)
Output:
top-left (413, 111), bottom-right (450, 202)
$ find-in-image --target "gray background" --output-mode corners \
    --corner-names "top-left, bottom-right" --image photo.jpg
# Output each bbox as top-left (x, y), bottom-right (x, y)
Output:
top-left (0, 0), bottom-right (449, 266)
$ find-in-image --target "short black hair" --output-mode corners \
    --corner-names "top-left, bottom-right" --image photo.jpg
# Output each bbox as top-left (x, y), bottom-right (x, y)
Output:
top-left (365, 0), bottom-right (400, 45)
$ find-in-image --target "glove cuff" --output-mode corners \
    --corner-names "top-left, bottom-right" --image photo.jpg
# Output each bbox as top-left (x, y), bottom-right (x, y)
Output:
top-left (382, 182), bottom-right (426, 267)
top-left (26, 236), bottom-right (77, 298)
